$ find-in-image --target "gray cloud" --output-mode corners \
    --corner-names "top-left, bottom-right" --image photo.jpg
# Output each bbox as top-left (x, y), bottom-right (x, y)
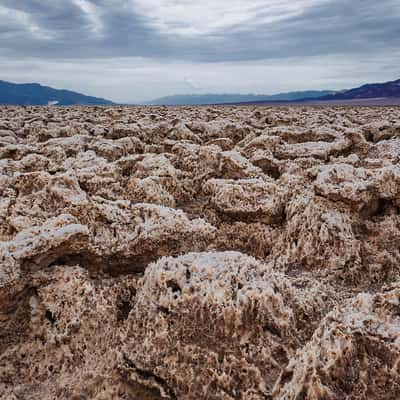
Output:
top-left (0, 0), bottom-right (398, 101)
top-left (0, 0), bottom-right (398, 61)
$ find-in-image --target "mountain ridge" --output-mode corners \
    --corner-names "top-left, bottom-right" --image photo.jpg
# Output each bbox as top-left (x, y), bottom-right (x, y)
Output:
top-left (1, 78), bottom-right (399, 106)
top-left (146, 90), bottom-right (335, 106)
top-left (316, 78), bottom-right (400, 101)
top-left (146, 78), bottom-right (400, 106)
top-left (0, 80), bottom-right (113, 106)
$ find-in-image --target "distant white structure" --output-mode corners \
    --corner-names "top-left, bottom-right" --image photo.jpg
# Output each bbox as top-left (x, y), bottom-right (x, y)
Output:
top-left (47, 100), bottom-right (59, 106)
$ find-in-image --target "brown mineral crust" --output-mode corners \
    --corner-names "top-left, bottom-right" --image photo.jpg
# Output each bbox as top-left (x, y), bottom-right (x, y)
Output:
top-left (273, 286), bottom-right (400, 400)
top-left (121, 252), bottom-right (335, 399)
top-left (1, 265), bottom-right (139, 399)
top-left (0, 105), bottom-right (400, 399)
top-left (203, 178), bottom-right (285, 224)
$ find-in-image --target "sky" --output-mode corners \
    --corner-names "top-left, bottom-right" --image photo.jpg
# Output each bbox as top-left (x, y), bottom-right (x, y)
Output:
top-left (0, 0), bottom-right (399, 103)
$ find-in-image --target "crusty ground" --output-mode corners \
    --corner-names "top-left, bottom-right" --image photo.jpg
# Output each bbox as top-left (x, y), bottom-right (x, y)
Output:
top-left (0, 105), bottom-right (400, 399)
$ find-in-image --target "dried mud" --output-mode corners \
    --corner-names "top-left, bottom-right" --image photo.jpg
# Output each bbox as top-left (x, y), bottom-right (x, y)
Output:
top-left (1, 105), bottom-right (400, 399)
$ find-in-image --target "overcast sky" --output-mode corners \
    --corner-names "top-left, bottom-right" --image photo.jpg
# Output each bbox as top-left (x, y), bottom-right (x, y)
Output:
top-left (0, 0), bottom-right (399, 102)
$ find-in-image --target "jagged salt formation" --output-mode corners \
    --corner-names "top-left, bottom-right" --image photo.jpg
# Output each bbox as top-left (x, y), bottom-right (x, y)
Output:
top-left (0, 105), bottom-right (399, 399)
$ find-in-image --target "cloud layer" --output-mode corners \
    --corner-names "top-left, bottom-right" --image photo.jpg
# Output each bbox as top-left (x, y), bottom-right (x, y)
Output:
top-left (0, 0), bottom-right (399, 101)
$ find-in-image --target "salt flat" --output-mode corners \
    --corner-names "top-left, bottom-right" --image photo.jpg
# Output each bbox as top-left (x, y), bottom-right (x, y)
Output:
top-left (1, 105), bottom-right (400, 399)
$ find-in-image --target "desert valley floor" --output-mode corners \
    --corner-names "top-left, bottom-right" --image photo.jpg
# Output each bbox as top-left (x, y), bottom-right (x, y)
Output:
top-left (1, 105), bottom-right (400, 399)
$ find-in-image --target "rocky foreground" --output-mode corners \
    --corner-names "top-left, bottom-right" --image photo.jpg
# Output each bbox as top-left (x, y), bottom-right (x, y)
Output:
top-left (0, 105), bottom-right (400, 399)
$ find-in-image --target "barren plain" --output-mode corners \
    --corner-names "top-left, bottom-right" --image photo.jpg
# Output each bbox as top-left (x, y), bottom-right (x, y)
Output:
top-left (1, 105), bottom-right (400, 399)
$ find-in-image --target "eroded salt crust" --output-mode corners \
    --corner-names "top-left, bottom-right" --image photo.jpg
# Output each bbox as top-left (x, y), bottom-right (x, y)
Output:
top-left (0, 105), bottom-right (399, 399)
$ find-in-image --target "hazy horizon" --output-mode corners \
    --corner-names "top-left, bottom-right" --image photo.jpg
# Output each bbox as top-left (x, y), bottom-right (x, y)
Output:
top-left (0, 1), bottom-right (399, 103)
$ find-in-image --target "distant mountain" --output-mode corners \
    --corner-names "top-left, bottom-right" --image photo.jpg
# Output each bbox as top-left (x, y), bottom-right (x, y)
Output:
top-left (220, 78), bottom-right (400, 106)
top-left (316, 78), bottom-right (400, 101)
top-left (0, 80), bottom-right (113, 105)
top-left (146, 90), bottom-right (335, 106)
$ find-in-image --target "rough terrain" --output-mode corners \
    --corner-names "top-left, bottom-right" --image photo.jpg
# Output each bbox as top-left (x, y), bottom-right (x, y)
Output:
top-left (0, 105), bottom-right (400, 399)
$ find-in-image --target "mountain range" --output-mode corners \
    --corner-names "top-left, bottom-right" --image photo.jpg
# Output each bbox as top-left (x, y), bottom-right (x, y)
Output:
top-left (0, 78), bottom-right (399, 106)
top-left (315, 78), bottom-right (400, 101)
top-left (145, 91), bottom-right (335, 106)
top-left (0, 80), bottom-right (113, 106)
top-left (148, 79), bottom-right (400, 105)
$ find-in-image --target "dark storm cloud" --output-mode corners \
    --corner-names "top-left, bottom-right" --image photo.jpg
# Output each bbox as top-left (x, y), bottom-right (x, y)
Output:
top-left (0, 0), bottom-right (166, 58)
top-left (0, 0), bottom-right (399, 62)
top-left (189, 0), bottom-right (400, 62)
